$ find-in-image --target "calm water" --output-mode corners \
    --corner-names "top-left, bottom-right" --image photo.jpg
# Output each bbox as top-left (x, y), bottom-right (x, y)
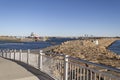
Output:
top-left (0, 39), bottom-right (120, 55)
top-left (108, 40), bottom-right (120, 55)
top-left (0, 38), bottom-right (73, 50)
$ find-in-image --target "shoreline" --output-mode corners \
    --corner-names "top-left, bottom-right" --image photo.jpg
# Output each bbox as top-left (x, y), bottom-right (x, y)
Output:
top-left (0, 37), bottom-right (120, 68)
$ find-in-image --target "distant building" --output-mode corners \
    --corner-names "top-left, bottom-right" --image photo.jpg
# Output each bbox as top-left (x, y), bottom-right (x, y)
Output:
top-left (30, 32), bottom-right (39, 41)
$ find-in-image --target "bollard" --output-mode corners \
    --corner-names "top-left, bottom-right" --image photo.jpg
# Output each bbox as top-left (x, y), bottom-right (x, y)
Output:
top-left (64, 55), bottom-right (69, 80)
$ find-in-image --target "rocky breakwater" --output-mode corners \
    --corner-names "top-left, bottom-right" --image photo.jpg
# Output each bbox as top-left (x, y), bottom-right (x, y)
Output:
top-left (51, 38), bottom-right (120, 68)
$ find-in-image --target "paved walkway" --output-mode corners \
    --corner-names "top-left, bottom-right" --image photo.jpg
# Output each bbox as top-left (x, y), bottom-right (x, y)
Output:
top-left (0, 57), bottom-right (54, 80)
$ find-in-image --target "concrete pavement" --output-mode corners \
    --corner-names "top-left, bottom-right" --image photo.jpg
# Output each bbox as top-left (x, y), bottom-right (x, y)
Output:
top-left (0, 57), bottom-right (39, 80)
top-left (0, 56), bottom-right (55, 80)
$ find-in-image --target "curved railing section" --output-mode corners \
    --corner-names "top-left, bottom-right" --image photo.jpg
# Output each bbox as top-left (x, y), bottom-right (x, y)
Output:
top-left (0, 49), bottom-right (120, 80)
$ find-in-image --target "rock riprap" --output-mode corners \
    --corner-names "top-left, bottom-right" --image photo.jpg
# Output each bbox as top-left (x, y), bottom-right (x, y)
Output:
top-left (52, 38), bottom-right (120, 68)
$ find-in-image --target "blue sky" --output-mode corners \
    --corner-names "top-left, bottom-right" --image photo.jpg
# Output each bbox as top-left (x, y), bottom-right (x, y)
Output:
top-left (0, 0), bottom-right (120, 37)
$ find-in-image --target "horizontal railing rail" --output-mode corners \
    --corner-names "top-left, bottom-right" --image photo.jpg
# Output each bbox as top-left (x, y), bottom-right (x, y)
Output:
top-left (0, 49), bottom-right (120, 80)
top-left (69, 57), bottom-right (120, 73)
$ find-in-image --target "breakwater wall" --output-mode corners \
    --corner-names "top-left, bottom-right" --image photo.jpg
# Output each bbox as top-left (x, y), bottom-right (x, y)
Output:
top-left (52, 38), bottom-right (120, 68)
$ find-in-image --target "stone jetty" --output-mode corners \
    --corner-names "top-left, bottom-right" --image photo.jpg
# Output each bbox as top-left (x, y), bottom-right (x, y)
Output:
top-left (50, 38), bottom-right (120, 68)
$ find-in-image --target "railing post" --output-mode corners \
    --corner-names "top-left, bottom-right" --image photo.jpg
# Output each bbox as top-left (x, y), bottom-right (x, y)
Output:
top-left (7, 49), bottom-right (9, 58)
top-left (5, 50), bottom-right (7, 58)
top-left (64, 55), bottom-right (69, 80)
top-left (27, 49), bottom-right (30, 64)
top-left (14, 49), bottom-right (16, 60)
top-left (2, 50), bottom-right (4, 57)
top-left (9, 50), bottom-right (11, 59)
top-left (6, 49), bottom-right (8, 58)
top-left (39, 50), bottom-right (43, 70)
top-left (0, 50), bottom-right (1, 57)
top-left (19, 49), bottom-right (22, 61)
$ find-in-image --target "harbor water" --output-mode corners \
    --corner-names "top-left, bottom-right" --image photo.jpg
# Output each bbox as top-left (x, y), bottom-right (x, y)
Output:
top-left (0, 38), bottom-right (73, 50)
top-left (0, 39), bottom-right (120, 55)
top-left (108, 40), bottom-right (120, 55)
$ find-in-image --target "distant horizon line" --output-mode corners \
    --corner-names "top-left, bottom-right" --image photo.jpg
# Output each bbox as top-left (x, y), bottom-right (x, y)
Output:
top-left (0, 34), bottom-right (119, 38)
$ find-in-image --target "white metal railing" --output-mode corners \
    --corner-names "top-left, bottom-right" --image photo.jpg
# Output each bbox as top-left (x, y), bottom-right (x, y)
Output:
top-left (0, 49), bottom-right (120, 80)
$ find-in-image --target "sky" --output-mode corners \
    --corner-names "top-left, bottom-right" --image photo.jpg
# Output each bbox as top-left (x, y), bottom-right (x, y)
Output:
top-left (0, 0), bottom-right (120, 37)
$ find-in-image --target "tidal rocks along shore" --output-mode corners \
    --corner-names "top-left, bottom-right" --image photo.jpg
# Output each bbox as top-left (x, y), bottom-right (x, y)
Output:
top-left (48, 38), bottom-right (120, 68)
